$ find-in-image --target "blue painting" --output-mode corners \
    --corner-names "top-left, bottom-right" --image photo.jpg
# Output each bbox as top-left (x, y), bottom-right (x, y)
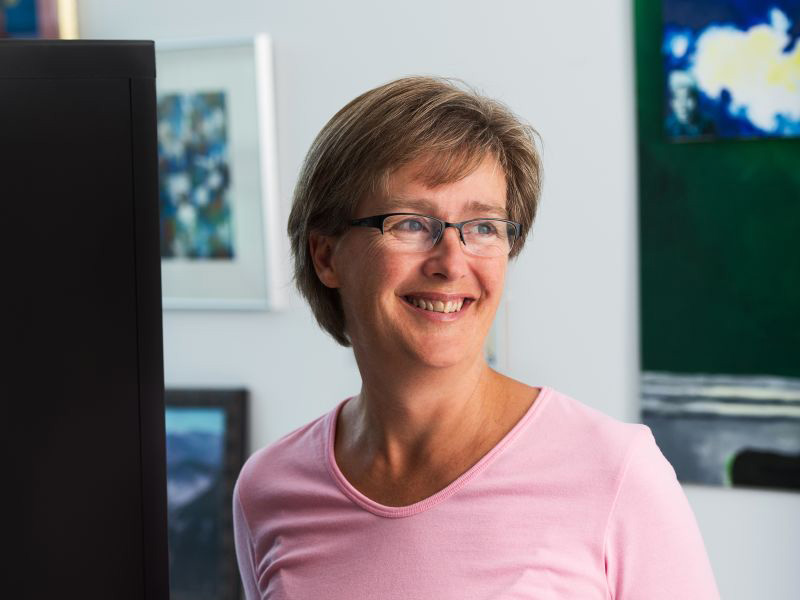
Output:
top-left (1, 0), bottom-right (61, 38)
top-left (1, 0), bottom-right (37, 36)
top-left (165, 407), bottom-right (227, 600)
top-left (157, 91), bottom-right (235, 259)
top-left (662, 0), bottom-right (800, 140)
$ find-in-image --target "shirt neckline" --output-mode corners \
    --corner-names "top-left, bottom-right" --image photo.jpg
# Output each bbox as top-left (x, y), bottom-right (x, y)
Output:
top-left (324, 385), bottom-right (553, 518)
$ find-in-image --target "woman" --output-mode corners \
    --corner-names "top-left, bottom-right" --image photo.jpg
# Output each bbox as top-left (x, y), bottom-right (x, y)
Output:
top-left (233, 76), bottom-right (720, 599)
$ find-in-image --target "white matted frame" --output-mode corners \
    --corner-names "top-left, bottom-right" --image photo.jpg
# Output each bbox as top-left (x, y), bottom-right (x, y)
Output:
top-left (156, 34), bottom-right (285, 310)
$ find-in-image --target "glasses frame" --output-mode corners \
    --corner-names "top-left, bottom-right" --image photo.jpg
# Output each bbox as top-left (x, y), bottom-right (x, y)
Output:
top-left (349, 212), bottom-right (522, 256)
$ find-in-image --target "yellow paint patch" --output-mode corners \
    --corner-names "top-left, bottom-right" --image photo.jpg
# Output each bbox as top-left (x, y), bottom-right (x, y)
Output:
top-left (692, 15), bottom-right (800, 131)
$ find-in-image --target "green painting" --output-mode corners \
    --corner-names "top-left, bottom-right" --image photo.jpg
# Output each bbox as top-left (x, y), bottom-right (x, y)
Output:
top-left (635, 0), bottom-right (800, 492)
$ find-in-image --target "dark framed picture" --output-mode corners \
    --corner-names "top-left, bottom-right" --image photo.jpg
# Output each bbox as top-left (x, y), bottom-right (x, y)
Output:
top-left (165, 388), bottom-right (248, 600)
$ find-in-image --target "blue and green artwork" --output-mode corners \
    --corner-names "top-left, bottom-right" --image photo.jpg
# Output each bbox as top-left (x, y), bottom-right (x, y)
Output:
top-left (636, 0), bottom-right (800, 493)
top-left (165, 407), bottom-right (227, 600)
top-left (157, 91), bottom-right (235, 259)
top-left (662, 0), bottom-right (800, 140)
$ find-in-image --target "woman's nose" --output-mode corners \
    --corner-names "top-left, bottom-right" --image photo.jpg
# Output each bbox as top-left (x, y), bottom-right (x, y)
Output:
top-left (423, 226), bottom-right (468, 280)
top-left (439, 224), bottom-right (465, 246)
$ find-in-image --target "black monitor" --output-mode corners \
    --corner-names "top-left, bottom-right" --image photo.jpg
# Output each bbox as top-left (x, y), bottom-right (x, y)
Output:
top-left (1, 40), bottom-right (169, 599)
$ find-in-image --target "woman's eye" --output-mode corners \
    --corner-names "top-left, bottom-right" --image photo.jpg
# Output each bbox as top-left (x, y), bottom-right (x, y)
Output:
top-left (474, 222), bottom-right (498, 235)
top-left (396, 218), bottom-right (428, 232)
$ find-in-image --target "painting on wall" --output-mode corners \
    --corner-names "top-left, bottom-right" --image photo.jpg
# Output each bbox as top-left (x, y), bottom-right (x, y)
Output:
top-left (661, 0), bottom-right (800, 141)
top-left (0, 0), bottom-right (78, 38)
top-left (165, 388), bottom-right (248, 600)
top-left (635, 0), bottom-right (800, 492)
top-left (158, 91), bottom-right (235, 260)
top-left (156, 34), bottom-right (285, 310)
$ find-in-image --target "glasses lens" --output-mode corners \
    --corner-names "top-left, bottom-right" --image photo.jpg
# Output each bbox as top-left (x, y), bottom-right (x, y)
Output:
top-left (382, 215), bottom-right (442, 251)
top-left (462, 219), bottom-right (516, 257)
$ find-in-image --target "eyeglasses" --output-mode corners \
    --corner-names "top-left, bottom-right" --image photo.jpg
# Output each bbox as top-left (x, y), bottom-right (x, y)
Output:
top-left (349, 213), bottom-right (522, 257)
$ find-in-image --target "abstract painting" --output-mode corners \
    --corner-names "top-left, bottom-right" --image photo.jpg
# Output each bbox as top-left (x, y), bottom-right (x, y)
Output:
top-left (635, 0), bottom-right (800, 492)
top-left (661, 0), bottom-right (800, 140)
top-left (158, 91), bottom-right (235, 260)
top-left (165, 389), bottom-right (248, 600)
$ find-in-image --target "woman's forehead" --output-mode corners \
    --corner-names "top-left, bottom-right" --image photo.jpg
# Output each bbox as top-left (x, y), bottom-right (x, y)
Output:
top-left (392, 151), bottom-right (504, 186)
top-left (361, 155), bottom-right (508, 217)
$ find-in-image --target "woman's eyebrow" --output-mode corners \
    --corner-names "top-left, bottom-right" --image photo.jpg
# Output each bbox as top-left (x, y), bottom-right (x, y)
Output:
top-left (384, 197), bottom-right (508, 218)
top-left (465, 201), bottom-right (508, 218)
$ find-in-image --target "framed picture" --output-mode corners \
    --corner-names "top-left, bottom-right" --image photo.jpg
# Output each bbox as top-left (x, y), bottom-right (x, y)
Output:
top-left (0, 0), bottom-right (78, 39)
top-left (156, 34), bottom-right (285, 310)
top-left (164, 388), bottom-right (248, 600)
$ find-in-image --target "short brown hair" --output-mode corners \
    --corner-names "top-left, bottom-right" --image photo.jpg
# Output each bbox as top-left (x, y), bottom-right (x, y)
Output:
top-left (287, 76), bottom-right (543, 346)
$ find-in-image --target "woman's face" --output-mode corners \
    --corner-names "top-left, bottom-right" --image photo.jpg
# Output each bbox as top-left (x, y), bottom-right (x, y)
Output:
top-left (323, 154), bottom-right (509, 370)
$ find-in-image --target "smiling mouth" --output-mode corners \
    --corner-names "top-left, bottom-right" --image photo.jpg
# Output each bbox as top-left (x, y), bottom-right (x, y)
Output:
top-left (402, 295), bottom-right (473, 314)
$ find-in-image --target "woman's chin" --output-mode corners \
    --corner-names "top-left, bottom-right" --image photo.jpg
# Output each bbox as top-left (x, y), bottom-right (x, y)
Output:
top-left (401, 341), bottom-right (479, 370)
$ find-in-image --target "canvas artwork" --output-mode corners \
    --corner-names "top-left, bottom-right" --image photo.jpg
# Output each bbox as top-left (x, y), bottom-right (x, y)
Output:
top-left (1, 0), bottom-right (51, 37)
top-left (635, 0), bottom-right (800, 493)
top-left (158, 91), bottom-right (236, 260)
top-left (0, 0), bottom-right (77, 38)
top-left (165, 389), bottom-right (247, 600)
top-left (661, 0), bottom-right (800, 141)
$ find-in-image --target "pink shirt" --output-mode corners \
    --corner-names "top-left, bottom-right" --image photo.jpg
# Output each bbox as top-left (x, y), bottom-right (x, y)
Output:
top-left (233, 386), bottom-right (720, 599)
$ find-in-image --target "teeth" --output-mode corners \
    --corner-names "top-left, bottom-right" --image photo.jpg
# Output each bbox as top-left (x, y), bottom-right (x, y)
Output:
top-left (406, 297), bottom-right (465, 313)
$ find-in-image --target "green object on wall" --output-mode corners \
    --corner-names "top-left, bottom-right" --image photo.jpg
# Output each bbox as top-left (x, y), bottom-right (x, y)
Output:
top-left (635, 0), bottom-right (800, 378)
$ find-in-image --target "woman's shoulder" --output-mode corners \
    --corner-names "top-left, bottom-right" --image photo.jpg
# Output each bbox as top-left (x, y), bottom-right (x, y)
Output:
top-left (530, 386), bottom-right (652, 468)
top-left (544, 386), bottom-right (644, 434)
top-left (235, 401), bottom-right (342, 500)
top-left (495, 373), bottom-right (644, 450)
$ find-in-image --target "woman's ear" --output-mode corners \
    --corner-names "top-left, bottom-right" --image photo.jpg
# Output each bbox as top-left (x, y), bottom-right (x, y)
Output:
top-left (309, 232), bottom-right (341, 288)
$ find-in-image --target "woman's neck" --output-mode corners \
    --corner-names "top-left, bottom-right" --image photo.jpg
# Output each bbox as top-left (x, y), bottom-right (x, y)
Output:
top-left (341, 350), bottom-right (501, 478)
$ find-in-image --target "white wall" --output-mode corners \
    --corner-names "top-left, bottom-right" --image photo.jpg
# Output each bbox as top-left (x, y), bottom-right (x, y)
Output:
top-left (80, 1), bottom-right (799, 598)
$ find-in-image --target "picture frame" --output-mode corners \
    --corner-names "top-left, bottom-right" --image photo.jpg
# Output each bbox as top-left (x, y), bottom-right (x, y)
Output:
top-left (0, 0), bottom-right (78, 39)
top-left (164, 388), bottom-right (248, 600)
top-left (156, 34), bottom-right (285, 310)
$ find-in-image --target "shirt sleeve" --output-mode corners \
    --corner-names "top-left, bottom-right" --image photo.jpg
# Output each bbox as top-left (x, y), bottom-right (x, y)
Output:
top-left (604, 426), bottom-right (720, 599)
top-left (233, 479), bottom-right (262, 600)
